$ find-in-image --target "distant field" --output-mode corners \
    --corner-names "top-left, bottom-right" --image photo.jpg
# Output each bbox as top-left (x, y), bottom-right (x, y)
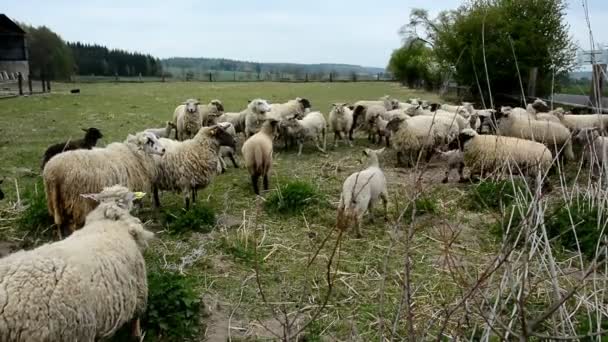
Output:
top-left (0, 82), bottom-right (597, 340)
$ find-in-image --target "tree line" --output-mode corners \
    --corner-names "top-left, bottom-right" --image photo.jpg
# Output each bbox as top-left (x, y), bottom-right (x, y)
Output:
top-left (388, 0), bottom-right (576, 98)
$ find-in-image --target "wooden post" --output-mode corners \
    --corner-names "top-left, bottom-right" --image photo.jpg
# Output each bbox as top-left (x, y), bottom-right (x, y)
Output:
top-left (28, 74), bottom-right (32, 94)
top-left (17, 73), bottom-right (23, 95)
top-left (42, 75), bottom-right (46, 92)
top-left (329, 72), bottom-right (333, 83)
top-left (46, 79), bottom-right (51, 92)
top-left (527, 67), bottom-right (538, 98)
top-left (209, 72), bottom-right (213, 82)
top-left (590, 64), bottom-right (606, 110)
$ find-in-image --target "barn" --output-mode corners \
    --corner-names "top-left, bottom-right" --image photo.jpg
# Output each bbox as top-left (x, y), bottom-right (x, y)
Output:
top-left (0, 14), bottom-right (29, 81)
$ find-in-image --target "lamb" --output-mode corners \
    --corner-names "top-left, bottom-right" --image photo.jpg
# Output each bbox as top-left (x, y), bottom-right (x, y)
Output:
top-left (495, 110), bottom-right (574, 161)
top-left (436, 149), bottom-right (465, 183)
top-left (43, 131), bottom-right (165, 237)
top-left (336, 148), bottom-right (388, 238)
top-left (242, 119), bottom-right (280, 195)
top-left (199, 99), bottom-right (225, 126)
top-left (217, 98), bottom-right (271, 137)
top-left (173, 98), bottom-right (202, 140)
top-left (153, 125), bottom-right (236, 209)
top-left (448, 128), bottom-right (553, 180)
top-left (328, 103), bottom-right (354, 147)
top-left (144, 121), bottom-right (177, 139)
top-left (573, 128), bottom-right (608, 177)
top-left (373, 114), bottom-right (391, 147)
top-left (386, 115), bottom-right (459, 167)
top-left (351, 96), bottom-right (398, 139)
top-left (0, 185), bottom-right (154, 342)
top-left (364, 104), bottom-right (387, 141)
top-left (279, 111), bottom-right (327, 155)
top-left (216, 122), bottom-right (239, 172)
top-left (267, 97), bottom-right (312, 121)
top-left (41, 127), bottom-right (103, 169)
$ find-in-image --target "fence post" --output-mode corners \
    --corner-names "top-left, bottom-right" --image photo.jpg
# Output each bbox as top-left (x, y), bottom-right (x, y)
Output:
top-left (42, 75), bottom-right (46, 92)
top-left (46, 79), bottom-right (51, 92)
top-left (527, 67), bottom-right (538, 98)
top-left (18, 73), bottom-right (23, 95)
top-left (329, 73), bottom-right (333, 83)
top-left (28, 74), bottom-right (32, 94)
top-left (233, 71), bottom-right (236, 82)
top-left (209, 73), bottom-right (213, 82)
top-left (590, 64), bottom-right (606, 110)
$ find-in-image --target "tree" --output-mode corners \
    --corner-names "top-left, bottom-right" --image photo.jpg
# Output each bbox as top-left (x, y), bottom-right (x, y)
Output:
top-left (21, 24), bottom-right (74, 79)
top-left (388, 39), bottom-right (439, 89)
top-left (403, 0), bottom-right (576, 97)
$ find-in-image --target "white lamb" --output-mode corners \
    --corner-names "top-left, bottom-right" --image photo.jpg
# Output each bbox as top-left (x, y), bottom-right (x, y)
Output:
top-left (145, 121), bottom-right (177, 139)
top-left (328, 103), bottom-right (354, 147)
top-left (337, 148), bottom-right (388, 238)
top-left (216, 122), bottom-right (239, 172)
top-left (436, 149), bottom-right (465, 183)
top-left (0, 185), bottom-right (154, 342)
top-left (279, 111), bottom-right (327, 156)
top-left (574, 128), bottom-right (608, 177)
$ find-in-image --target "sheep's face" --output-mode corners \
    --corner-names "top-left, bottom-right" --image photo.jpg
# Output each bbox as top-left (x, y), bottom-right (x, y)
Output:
top-left (83, 127), bottom-right (103, 141)
top-left (81, 185), bottom-right (146, 212)
top-left (207, 125), bottom-right (236, 148)
top-left (184, 99), bottom-right (200, 113)
top-left (298, 98), bottom-right (311, 110)
top-left (574, 128), bottom-right (599, 144)
top-left (211, 99), bottom-right (225, 113)
top-left (386, 117), bottom-right (405, 132)
top-left (532, 99), bottom-right (550, 113)
top-left (141, 132), bottom-right (166, 155)
top-left (250, 99), bottom-right (271, 114)
top-left (448, 130), bottom-right (476, 151)
top-left (332, 103), bottom-right (347, 115)
top-left (390, 99), bottom-right (400, 110)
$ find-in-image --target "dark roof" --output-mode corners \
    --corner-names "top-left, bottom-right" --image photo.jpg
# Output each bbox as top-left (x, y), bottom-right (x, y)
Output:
top-left (0, 14), bottom-right (25, 35)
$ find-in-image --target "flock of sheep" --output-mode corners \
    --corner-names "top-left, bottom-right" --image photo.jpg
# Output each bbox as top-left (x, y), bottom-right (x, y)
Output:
top-left (1, 92), bottom-right (607, 341)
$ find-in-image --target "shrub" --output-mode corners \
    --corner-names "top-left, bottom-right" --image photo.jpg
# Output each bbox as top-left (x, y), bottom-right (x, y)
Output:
top-left (265, 180), bottom-right (318, 214)
top-left (466, 179), bottom-right (528, 211)
top-left (162, 204), bottom-right (216, 235)
top-left (144, 269), bottom-right (203, 341)
top-left (403, 195), bottom-right (438, 223)
top-left (489, 205), bottom-right (526, 242)
top-left (218, 228), bottom-right (261, 266)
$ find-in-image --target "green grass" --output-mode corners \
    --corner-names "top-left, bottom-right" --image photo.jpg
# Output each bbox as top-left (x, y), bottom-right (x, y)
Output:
top-left (0, 81), bottom-right (576, 339)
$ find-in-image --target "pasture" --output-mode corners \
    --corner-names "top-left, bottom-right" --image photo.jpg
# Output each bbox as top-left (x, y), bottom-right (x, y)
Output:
top-left (0, 82), bottom-right (602, 340)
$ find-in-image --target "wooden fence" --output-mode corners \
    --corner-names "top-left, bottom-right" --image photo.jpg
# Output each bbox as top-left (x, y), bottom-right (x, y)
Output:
top-left (0, 73), bottom-right (51, 99)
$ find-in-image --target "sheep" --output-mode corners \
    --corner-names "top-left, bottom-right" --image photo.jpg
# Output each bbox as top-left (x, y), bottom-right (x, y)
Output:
top-left (495, 110), bottom-right (574, 162)
top-left (423, 109), bottom-right (469, 131)
top-left (373, 114), bottom-right (391, 147)
top-left (43, 131), bottom-right (165, 237)
top-left (336, 148), bottom-right (388, 238)
top-left (554, 112), bottom-right (608, 132)
top-left (448, 128), bottom-right (553, 181)
top-left (267, 97), bottom-right (312, 121)
top-left (364, 104), bottom-right (387, 141)
top-left (144, 121), bottom-right (177, 139)
top-left (528, 98), bottom-right (550, 113)
top-left (242, 118), bottom-right (280, 195)
top-left (217, 98), bottom-right (272, 137)
top-left (535, 112), bottom-right (562, 124)
top-left (41, 127), bottom-right (103, 169)
top-left (0, 185), bottom-right (154, 342)
top-left (216, 122), bottom-right (239, 172)
top-left (573, 128), bottom-right (608, 177)
top-left (436, 150), bottom-right (465, 183)
top-left (173, 98), bottom-right (202, 140)
top-left (382, 108), bottom-right (411, 122)
top-left (153, 125), bottom-right (236, 209)
top-left (279, 111), bottom-right (327, 155)
top-left (386, 115), bottom-right (459, 167)
top-left (328, 103), bottom-right (354, 147)
top-left (440, 103), bottom-right (473, 115)
top-left (350, 96), bottom-right (398, 139)
top-left (199, 99), bottom-right (225, 126)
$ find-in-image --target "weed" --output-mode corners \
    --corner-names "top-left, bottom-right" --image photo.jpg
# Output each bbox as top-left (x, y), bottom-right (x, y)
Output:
top-left (162, 204), bottom-right (216, 235)
top-left (265, 180), bottom-right (318, 214)
top-left (466, 179), bottom-right (528, 211)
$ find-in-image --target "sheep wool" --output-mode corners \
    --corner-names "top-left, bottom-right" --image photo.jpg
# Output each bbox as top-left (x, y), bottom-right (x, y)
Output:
top-left (0, 185), bottom-right (154, 342)
top-left (280, 111), bottom-right (327, 155)
top-left (242, 119), bottom-right (279, 194)
top-left (328, 103), bottom-right (354, 147)
top-left (44, 132), bottom-right (164, 237)
top-left (199, 99), bottom-right (225, 126)
top-left (173, 98), bottom-right (202, 140)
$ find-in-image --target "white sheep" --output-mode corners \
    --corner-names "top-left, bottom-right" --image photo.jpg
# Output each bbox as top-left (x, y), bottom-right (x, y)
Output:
top-left (574, 128), bottom-right (608, 177)
top-left (328, 103), bottom-right (354, 147)
top-left (199, 99), bottom-right (225, 126)
top-left (0, 185), bottom-right (154, 342)
top-left (217, 98), bottom-right (271, 137)
top-left (382, 108), bottom-right (411, 122)
top-left (144, 121), bottom-right (177, 139)
top-left (423, 109), bottom-right (469, 130)
top-left (436, 149), bottom-right (465, 183)
top-left (448, 128), bottom-right (553, 180)
top-left (387, 115), bottom-right (459, 167)
top-left (279, 111), bottom-right (327, 156)
top-left (173, 98), bottom-right (202, 140)
top-left (43, 131), bottom-right (165, 237)
top-left (336, 148), bottom-right (388, 238)
top-left (216, 122), bottom-right (239, 172)
top-left (372, 114), bottom-right (391, 147)
top-left (351, 96), bottom-right (398, 139)
top-left (364, 104), bottom-right (387, 141)
top-left (267, 97), bottom-right (312, 121)
top-left (242, 119), bottom-right (280, 195)
top-left (153, 125), bottom-right (236, 209)
top-left (554, 112), bottom-right (608, 132)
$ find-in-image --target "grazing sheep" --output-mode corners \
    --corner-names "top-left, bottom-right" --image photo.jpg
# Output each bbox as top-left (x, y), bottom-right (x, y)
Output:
top-left (0, 185), bottom-right (153, 342)
top-left (387, 115), bottom-right (459, 167)
top-left (173, 98), bottom-right (202, 140)
top-left (279, 111), bottom-right (327, 155)
top-left (41, 127), bottom-right (103, 169)
top-left (495, 110), bottom-right (574, 161)
top-left (153, 125), bottom-right (236, 209)
top-left (216, 122), bottom-right (239, 171)
top-left (144, 121), bottom-right (177, 139)
top-left (43, 131), bottom-right (165, 237)
top-left (218, 98), bottom-right (271, 137)
top-left (573, 128), bottom-right (608, 177)
top-left (336, 148), bottom-right (388, 238)
top-left (448, 128), bottom-right (553, 180)
top-left (199, 99), bottom-right (225, 126)
top-left (242, 119), bottom-right (280, 195)
top-left (328, 103), bottom-right (354, 147)
top-left (436, 149), bottom-right (465, 183)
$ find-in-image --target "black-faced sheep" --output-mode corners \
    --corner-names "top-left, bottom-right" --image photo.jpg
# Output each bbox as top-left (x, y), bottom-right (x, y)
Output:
top-left (41, 127), bottom-right (103, 169)
top-left (242, 119), bottom-right (280, 195)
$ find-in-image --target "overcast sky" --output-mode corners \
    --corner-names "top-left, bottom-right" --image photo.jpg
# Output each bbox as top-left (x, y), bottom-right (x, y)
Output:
top-left (2, 0), bottom-right (607, 68)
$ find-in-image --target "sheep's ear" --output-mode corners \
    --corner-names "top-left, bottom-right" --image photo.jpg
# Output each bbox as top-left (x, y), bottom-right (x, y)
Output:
top-left (81, 193), bottom-right (99, 201)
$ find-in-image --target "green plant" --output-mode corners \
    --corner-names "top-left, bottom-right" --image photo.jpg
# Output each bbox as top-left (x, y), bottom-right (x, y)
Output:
top-left (489, 204), bottom-right (527, 242)
top-left (218, 228), bottom-right (260, 266)
top-left (17, 182), bottom-right (54, 235)
top-left (402, 195), bottom-right (438, 223)
top-left (162, 204), bottom-right (216, 234)
top-left (265, 180), bottom-right (318, 214)
top-left (144, 269), bottom-right (203, 341)
top-left (466, 179), bottom-right (528, 211)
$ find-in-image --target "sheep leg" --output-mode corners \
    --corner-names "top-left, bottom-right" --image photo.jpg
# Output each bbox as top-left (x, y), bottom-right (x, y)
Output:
top-left (298, 141), bottom-right (304, 156)
top-left (219, 156), bottom-right (227, 174)
top-left (368, 201), bottom-right (375, 222)
top-left (354, 214), bottom-right (363, 238)
top-left (381, 192), bottom-right (389, 222)
top-left (263, 174), bottom-right (270, 191)
top-left (442, 169), bottom-right (450, 183)
top-left (334, 131), bottom-right (340, 148)
top-left (322, 128), bottom-right (327, 151)
top-left (130, 318), bottom-right (142, 341)
top-left (191, 189), bottom-right (197, 205)
top-left (397, 151), bottom-right (404, 166)
top-left (184, 195), bottom-right (190, 210)
top-left (153, 186), bottom-right (161, 208)
top-left (385, 135), bottom-right (390, 148)
top-left (346, 131), bottom-right (353, 147)
top-left (252, 174), bottom-right (260, 195)
top-left (457, 162), bottom-right (466, 183)
top-left (229, 153), bottom-right (239, 168)
top-left (314, 136), bottom-right (326, 153)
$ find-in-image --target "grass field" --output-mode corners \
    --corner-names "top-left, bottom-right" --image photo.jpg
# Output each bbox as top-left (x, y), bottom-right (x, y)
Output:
top-left (0, 82), bottom-right (604, 340)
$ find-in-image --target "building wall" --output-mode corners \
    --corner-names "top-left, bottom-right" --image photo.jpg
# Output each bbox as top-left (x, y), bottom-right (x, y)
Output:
top-left (0, 61), bottom-right (29, 80)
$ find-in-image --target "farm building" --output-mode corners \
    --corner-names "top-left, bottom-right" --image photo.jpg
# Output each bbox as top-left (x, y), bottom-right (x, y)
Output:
top-left (0, 14), bottom-right (28, 81)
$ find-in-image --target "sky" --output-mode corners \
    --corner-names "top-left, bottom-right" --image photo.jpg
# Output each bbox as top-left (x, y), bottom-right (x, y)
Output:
top-left (2, 0), bottom-right (607, 68)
